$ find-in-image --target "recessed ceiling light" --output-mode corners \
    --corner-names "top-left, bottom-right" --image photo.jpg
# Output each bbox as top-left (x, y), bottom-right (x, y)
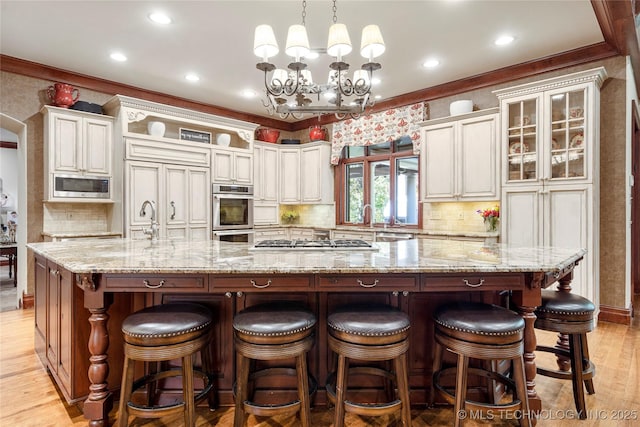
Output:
top-left (185, 73), bottom-right (200, 82)
top-left (374, 95), bottom-right (382, 100)
top-left (494, 35), bottom-right (515, 46)
top-left (241, 89), bottom-right (257, 98)
top-left (110, 52), bottom-right (127, 62)
top-left (371, 77), bottom-right (381, 86)
top-left (149, 12), bottom-right (172, 25)
top-left (422, 58), bottom-right (440, 68)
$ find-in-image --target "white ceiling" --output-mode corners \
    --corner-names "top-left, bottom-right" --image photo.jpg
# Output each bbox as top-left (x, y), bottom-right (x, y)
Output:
top-left (0, 1), bottom-right (604, 121)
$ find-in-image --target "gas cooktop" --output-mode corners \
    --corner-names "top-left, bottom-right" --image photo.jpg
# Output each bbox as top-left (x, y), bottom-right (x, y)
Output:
top-left (250, 239), bottom-right (378, 251)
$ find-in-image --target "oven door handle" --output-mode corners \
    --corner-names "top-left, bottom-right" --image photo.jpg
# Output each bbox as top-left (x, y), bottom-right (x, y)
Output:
top-left (213, 194), bottom-right (255, 200)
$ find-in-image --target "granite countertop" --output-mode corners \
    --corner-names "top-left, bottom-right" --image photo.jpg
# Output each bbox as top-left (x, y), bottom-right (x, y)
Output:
top-left (42, 231), bottom-right (123, 238)
top-left (27, 238), bottom-right (585, 275)
top-left (255, 225), bottom-right (498, 239)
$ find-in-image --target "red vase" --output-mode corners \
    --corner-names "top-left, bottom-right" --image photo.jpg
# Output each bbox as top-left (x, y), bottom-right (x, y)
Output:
top-left (309, 125), bottom-right (328, 141)
top-left (47, 83), bottom-right (80, 108)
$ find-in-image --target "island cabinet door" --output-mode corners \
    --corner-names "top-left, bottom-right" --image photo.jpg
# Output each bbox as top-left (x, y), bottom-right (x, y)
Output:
top-left (34, 254), bottom-right (48, 363)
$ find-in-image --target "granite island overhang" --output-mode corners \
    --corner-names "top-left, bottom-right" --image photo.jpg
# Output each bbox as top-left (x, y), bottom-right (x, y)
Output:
top-left (26, 238), bottom-right (586, 426)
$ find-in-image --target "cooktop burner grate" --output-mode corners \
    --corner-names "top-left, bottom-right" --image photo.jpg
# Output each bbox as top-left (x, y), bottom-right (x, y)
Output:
top-left (252, 239), bottom-right (375, 250)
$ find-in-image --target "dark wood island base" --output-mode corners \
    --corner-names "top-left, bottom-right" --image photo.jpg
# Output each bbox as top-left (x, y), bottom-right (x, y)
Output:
top-left (27, 239), bottom-right (585, 426)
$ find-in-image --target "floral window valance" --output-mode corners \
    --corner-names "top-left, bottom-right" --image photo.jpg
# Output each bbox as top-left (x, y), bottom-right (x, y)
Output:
top-left (330, 102), bottom-right (427, 164)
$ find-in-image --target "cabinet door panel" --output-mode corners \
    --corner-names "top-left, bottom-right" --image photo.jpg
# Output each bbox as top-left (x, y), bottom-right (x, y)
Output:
top-left (234, 152), bottom-right (253, 184)
top-left (301, 147), bottom-right (322, 202)
top-left (261, 146), bottom-right (279, 202)
top-left (83, 117), bottom-right (112, 175)
top-left (212, 150), bottom-right (233, 183)
top-left (459, 117), bottom-right (497, 197)
top-left (165, 166), bottom-right (188, 226)
top-left (279, 149), bottom-right (300, 203)
top-left (127, 161), bottom-right (161, 229)
top-left (422, 124), bottom-right (455, 199)
top-left (503, 189), bottom-right (541, 247)
top-left (53, 114), bottom-right (82, 172)
top-left (188, 167), bottom-right (210, 226)
top-left (46, 262), bottom-right (60, 369)
top-left (57, 267), bottom-right (74, 393)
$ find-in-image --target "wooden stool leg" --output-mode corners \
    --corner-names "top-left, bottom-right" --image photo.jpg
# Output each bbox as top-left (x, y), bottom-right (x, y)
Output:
top-left (296, 353), bottom-right (311, 427)
top-left (454, 353), bottom-right (469, 427)
top-left (234, 354), bottom-right (250, 427)
top-left (569, 334), bottom-right (587, 419)
top-left (512, 356), bottom-right (532, 427)
top-left (201, 339), bottom-right (216, 410)
top-left (334, 354), bottom-right (349, 427)
top-left (429, 341), bottom-right (443, 407)
top-left (183, 354), bottom-right (195, 427)
top-left (118, 355), bottom-right (134, 427)
top-left (394, 353), bottom-right (412, 427)
top-left (580, 333), bottom-right (595, 395)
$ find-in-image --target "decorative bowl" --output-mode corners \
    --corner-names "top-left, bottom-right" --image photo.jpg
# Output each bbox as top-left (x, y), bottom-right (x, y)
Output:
top-left (256, 128), bottom-right (280, 143)
top-left (449, 100), bottom-right (473, 116)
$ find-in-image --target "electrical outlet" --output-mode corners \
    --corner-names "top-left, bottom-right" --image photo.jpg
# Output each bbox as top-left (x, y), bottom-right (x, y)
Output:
top-left (66, 210), bottom-right (73, 220)
top-left (457, 211), bottom-right (464, 220)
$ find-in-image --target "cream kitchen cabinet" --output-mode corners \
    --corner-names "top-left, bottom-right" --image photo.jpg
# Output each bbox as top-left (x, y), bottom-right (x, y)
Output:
top-left (279, 141), bottom-right (333, 205)
top-left (211, 148), bottom-right (253, 184)
top-left (494, 67), bottom-right (607, 307)
top-left (126, 160), bottom-right (210, 240)
top-left (331, 229), bottom-right (375, 242)
top-left (419, 109), bottom-right (499, 201)
top-left (253, 142), bottom-right (280, 225)
top-left (42, 106), bottom-right (114, 201)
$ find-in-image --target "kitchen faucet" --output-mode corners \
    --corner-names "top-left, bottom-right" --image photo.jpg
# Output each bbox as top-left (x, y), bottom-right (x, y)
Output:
top-left (140, 200), bottom-right (159, 241)
top-left (362, 204), bottom-right (374, 229)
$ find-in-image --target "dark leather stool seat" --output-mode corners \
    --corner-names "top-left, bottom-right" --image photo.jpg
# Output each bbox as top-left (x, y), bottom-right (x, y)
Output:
top-left (233, 302), bottom-right (317, 427)
top-left (118, 303), bottom-right (215, 427)
top-left (431, 301), bottom-right (531, 427)
top-left (535, 290), bottom-right (596, 419)
top-left (326, 305), bottom-right (411, 427)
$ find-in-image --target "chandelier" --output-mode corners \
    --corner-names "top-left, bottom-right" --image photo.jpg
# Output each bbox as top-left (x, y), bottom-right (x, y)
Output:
top-left (253, 0), bottom-right (385, 119)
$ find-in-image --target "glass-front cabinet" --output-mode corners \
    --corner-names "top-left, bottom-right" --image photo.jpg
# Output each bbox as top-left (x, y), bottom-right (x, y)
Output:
top-left (501, 78), bottom-right (596, 186)
top-left (493, 67), bottom-right (607, 307)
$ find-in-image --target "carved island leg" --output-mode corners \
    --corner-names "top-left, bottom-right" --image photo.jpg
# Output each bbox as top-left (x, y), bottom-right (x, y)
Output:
top-left (78, 274), bottom-right (113, 427)
top-left (554, 272), bottom-right (573, 371)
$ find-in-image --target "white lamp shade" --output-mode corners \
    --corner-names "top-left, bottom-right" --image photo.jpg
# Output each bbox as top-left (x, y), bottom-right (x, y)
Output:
top-left (285, 24), bottom-right (310, 59)
top-left (271, 68), bottom-right (289, 87)
top-left (360, 25), bottom-right (385, 60)
top-left (254, 24), bottom-right (279, 60)
top-left (327, 23), bottom-right (352, 58)
top-left (300, 69), bottom-right (313, 84)
top-left (353, 69), bottom-right (370, 85)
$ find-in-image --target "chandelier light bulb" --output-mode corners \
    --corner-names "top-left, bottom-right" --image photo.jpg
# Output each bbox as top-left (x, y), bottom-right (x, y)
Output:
top-left (285, 24), bottom-right (311, 60)
top-left (360, 25), bottom-right (385, 61)
top-left (254, 25), bottom-right (279, 61)
top-left (327, 23), bottom-right (352, 59)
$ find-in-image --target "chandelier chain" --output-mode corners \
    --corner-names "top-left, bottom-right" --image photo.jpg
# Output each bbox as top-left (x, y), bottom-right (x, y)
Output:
top-left (332, 0), bottom-right (337, 24)
top-left (302, 0), bottom-right (306, 25)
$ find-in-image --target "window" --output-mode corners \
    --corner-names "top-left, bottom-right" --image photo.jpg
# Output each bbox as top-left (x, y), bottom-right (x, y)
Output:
top-left (338, 136), bottom-right (420, 228)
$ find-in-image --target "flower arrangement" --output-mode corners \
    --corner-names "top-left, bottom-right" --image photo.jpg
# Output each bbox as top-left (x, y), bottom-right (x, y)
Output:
top-left (281, 210), bottom-right (299, 224)
top-left (477, 206), bottom-right (499, 232)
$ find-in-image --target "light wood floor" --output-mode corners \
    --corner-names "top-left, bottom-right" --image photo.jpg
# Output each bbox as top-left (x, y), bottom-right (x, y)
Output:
top-left (1, 300), bottom-right (638, 427)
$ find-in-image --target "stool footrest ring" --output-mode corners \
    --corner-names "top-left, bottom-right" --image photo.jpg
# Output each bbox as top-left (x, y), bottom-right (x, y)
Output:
top-left (434, 366), bottom-right (523, 412)
top-left (535, 345), bottom-right (595, 381)
top-left (127, 367), bottom-right (214, 416)
top-left (233, 367), bottom-right (317, 417)
top-left (326, 367), bottom-right (403, 417)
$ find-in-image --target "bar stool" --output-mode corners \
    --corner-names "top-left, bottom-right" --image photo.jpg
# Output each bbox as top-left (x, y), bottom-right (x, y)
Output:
top-left (326, 305), bottom-right (411, 427)
top-left (117, 302), bottom-right (215, 427)
top-left (534, 290), bottom-right (596, 418)
top-left (431, 301), bottom-right (531, 427)
top-left (233, 302), bottom-right (317, 427)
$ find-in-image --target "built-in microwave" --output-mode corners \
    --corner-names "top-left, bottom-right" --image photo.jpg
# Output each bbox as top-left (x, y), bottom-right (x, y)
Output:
top-left (53, 174), bottom-right (111, 199)
top-left (212, 184), bottom-right (254, 230)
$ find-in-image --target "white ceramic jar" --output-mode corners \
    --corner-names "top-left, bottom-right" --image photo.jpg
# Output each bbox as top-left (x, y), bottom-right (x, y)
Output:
top-left (449, 100), bottom-right (473, 116)
top-left (216, 133), bottom-right (231, 146)
top-left (147, 121), bottom-right (166, 137)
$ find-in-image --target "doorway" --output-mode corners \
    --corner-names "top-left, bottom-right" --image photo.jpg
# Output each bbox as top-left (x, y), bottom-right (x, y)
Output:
top-left (632, 101), bottom-right (640, 296)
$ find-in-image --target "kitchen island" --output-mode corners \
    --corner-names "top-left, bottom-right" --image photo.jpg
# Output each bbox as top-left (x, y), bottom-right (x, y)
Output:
top-left (27, 238), bottom-right (585, 427)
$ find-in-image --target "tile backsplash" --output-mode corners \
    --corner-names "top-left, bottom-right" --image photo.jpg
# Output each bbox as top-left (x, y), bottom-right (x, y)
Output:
top-left (422, 201), bottom-right (500, 233)
top-left (279, 204), bottom-right (336, 228)
top-left (43, 203), bottom-right (110, 233)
